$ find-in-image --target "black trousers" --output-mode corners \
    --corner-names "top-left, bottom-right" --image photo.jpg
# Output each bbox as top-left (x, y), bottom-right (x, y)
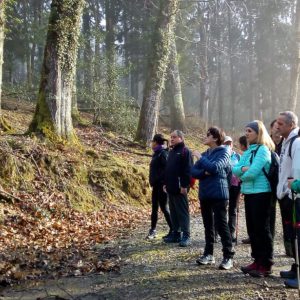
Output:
top-left (168, 193), bottom-right (190, 237)
top-left (228, 185), bottom-right (241, 237)
top-left (151, 185), bottom-right (172, 231)
top-left (279, 195), bottom-right (294, 255)
top-left (244, 192), bottom-right (274, 267)
top-left (200, 199), bottom-right (234, 259)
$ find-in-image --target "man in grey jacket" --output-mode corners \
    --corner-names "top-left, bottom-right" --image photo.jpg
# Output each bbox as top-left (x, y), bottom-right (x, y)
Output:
top-left (276, 111), bottom-right (300, 288)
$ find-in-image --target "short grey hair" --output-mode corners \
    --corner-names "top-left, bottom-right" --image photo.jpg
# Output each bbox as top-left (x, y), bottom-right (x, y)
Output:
top-left (172, 130), bottom-right (184, 140)
top-left (279, 111), bottom-right (298, 126)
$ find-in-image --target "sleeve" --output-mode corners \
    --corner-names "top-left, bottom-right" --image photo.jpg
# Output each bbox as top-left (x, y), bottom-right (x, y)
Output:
top-left (232, 152), bottom-right (247, 177)
top-left (292, 139), bottom-right (300, 180)
top-left (180, 148), bottom-right (193, 188)
top-left (197, 149), bottom-right (230, 175)
top-left (191, 160), bottom-right (207, 180)
top-left (156, 150), bottom-right (168, 184)
top-left (240, 146), bottom-right (270, 182)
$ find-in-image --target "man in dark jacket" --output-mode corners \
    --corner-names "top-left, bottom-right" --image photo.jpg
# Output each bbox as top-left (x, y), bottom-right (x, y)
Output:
top-left (164, 130), bottom-right (193, 247)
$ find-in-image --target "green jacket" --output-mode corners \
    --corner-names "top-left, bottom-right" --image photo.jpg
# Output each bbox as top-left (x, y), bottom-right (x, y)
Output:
top-left (232, 144), bottom-right (271, 194)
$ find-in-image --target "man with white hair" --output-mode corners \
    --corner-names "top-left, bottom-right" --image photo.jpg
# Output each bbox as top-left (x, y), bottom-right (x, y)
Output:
top-left (276, 111), bottom-right (300, 288)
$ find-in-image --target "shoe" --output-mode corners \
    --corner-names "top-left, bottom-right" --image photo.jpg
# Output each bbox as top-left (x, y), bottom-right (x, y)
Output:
top-left (242, 237), bottom-right (251, 244)
top-left (232, 237), bottom-right (237, 243)
top-left (248, 264), bottom-right (272, 277)
top-left (179, 235), bottom-right (191, 247)
top-left (285, 278), bottom-right (299, 289)
top-left (164, 232), bottom-right (181, 243)
top-left (280, 264), bottom-right (297, 279)
top-left (162, 230), bottom-right (172, 240)
top-left (196, 254), bottom-right (215, 265)
top-left (146, 229), bottom-right (157, 240)
top-left (219, 258), bottom-right (233, 270)
top-left (241, 261), bottom-right (258, 274)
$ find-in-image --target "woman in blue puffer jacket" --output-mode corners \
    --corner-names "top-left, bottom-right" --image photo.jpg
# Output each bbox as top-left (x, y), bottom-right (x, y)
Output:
top-left (233, 120), bottom-right (275, 277)
top-left (191, 126), bottom-right (234, 271)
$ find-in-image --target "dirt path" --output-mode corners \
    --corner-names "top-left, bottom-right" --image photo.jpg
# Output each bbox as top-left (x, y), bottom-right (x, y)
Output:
top-left (0, 204), bottom-right (299, 300)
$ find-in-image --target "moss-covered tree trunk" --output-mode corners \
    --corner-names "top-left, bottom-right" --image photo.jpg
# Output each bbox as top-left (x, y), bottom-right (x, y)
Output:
top-left (168, 30), bottom-right (185, 131)
top-left (290, 0), bottom-right (300, 111)
top-left (0, 0), bottom-right (4, 117)
top-left (29, 0), bottom-right (84, 140)
top-left (135, 0), bottom-right (178, 144)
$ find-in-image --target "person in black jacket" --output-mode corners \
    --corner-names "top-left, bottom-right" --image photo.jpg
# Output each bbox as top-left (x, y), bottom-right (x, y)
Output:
top-left (164, 130), bottom-right (193, 247)
top-left (146, 134), bottom-right (172, 239)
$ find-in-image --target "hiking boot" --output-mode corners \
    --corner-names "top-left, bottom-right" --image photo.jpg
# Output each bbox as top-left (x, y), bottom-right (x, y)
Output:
top-left (164, 232), bottom-right (181, 243)
top-left (280, 264), bottom-right (297, 279)
top-left (242, 237), bottom-right (251, 244)
top-left (196, 254), bottom-right (215, 265)
top-left (219, 258), bottom-right (233, 270)
top-left (241, 261), bottom-right (258, 274)
top-left (285, 278), bottom-right (299, 289)
top-left (248, 264), bottom-right (272, 277)
top-left (145, 229), bottom-right (157, 240)
top-left (179, 235), bottom-right (191, 247)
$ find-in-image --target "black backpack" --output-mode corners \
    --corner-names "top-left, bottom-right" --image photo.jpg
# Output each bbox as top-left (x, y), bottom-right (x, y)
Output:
top-left (250, 145), bottom-right (279, 197)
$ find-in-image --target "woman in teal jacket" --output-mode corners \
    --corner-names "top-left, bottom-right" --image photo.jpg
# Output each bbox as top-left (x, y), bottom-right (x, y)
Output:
top-left (233, 120), bottom-right (275, 277)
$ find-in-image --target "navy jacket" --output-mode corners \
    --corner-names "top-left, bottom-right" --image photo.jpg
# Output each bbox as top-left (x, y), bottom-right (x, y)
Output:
top-left (149, 148), bottom-right (168, 187)
top-left (164, 142), bottom-right (193, 195)
top-left (191, 146), bottom-right (231, 201)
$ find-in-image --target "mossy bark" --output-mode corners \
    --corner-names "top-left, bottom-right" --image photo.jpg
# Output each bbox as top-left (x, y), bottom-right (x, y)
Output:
top-left (29, 0), bottom-right (84, 141)
top-left (168, 30), bottom-right (185, 131)
top-left (135, 0), bottom-right (178, 144)
top-left (0, 1), bottom-right (4, 117)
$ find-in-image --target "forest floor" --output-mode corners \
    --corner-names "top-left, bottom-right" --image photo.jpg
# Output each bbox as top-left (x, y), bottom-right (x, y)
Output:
top-left (1, 205), bottom-right (299, 300)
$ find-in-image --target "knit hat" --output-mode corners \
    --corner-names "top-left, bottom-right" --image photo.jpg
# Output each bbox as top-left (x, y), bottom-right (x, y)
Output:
top-left (246, 121), bottom-right (259, 134)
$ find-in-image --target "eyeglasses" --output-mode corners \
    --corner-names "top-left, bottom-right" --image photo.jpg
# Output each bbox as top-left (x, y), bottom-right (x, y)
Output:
top-left (170, 135), bottom-right (178, 139)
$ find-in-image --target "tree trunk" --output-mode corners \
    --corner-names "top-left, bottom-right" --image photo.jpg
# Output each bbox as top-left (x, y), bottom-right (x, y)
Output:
top-left (29, 0), bottom-right (84, 140)
top-left (198, 3), bottom-right (210, 128)
top-left (290, 0), bottom-right (300, 111)
top-left (0, 0), bottom-right (4, 116)
top-left (248, 13), bottom-right (255, 120)
top-left (168, 30), bottom-right (185, 131)
top-left (135, 0), bottom-right (178, 144)
top-left (228, 6), bottom-right (236, 131)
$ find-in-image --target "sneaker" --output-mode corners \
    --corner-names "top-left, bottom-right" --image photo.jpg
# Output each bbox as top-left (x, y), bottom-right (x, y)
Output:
top-left (196, 254), bottom-right (215, 265)
top-left (242, 237), bottom-right (251, 244)
top-left (162, 231), bottom-right (172, 240)
top-left (219, 258), bottom-right (233, 270)
top-left (164, 232), bottom-right (181, 243)
top-left (280, 264), bottom-right (297, 279)
top-left (179, 236), bottom-right (191, 247)
top-left (146, 229), bottom-right (157, 240)
top-left (241, 261), bottom-right (258, 274)
top-left (248, 264), bottom-right (272, 277)
top-left (285, 278), bottom-right (299, 289)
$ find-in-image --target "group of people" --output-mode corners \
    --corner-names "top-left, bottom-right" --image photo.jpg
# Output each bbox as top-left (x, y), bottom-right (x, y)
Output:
top-left (146, 110), bottom-right (300, 289)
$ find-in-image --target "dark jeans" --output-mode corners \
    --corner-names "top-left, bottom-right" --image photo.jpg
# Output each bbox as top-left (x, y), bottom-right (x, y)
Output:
top-left (228, 185), bottom-right (241, 238)
top-left (168, 193), bottom-right (190, 237)
top-left (270, 195), bottom-right (277, 239)
top-left (200, 199), bottom-right (234, 259)
top-left (151, 185), bottom-right (172, 231)
top-left (244, 192), bottom-right (274, 267)
top-left (279, 195), bottom-right (294, 254)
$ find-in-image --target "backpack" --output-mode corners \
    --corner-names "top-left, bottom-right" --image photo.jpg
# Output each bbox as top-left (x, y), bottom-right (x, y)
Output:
top-left (250, 145), bottom-right (279, 197)
top-left (288, 131), bottom-right (300, 158)
top-left (182, 147), bottom-right (197, 189)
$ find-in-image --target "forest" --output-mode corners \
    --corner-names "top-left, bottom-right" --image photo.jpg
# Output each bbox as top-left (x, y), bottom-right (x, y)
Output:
top-left (0, 0), bottom-right (300, 299)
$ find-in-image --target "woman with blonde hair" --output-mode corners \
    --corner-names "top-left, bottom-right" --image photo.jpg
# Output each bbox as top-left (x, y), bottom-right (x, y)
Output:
top-left (233, 120), bottom-right (275, 277)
